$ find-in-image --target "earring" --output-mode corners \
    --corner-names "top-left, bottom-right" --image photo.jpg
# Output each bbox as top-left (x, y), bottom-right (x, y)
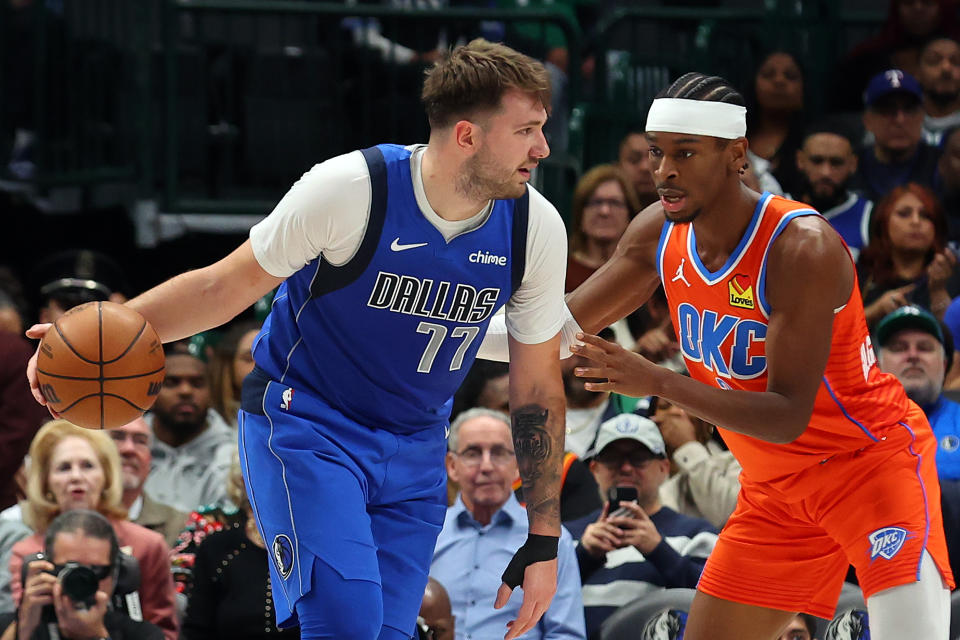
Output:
top-left (738, 167), bottom-right (746, 175)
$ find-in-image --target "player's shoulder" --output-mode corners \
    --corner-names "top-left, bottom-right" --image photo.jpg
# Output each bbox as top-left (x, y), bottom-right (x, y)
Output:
top-left (293, 149), bottom-right (370, 189)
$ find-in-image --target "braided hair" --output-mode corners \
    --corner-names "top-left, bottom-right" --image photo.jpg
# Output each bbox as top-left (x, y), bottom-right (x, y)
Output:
top-left (656, 72), bottom-right (745, 106)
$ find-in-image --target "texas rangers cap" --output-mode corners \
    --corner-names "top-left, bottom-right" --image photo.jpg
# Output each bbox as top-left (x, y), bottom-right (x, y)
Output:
top-left (863, 69), bottom-right (922, 108)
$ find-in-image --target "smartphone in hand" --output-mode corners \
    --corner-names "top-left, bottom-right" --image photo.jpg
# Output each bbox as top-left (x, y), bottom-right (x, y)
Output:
top-left (607, 486), bottom-right (638, 518)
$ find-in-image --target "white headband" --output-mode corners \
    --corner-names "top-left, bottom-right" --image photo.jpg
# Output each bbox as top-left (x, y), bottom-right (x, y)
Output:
top-left (645, 98), bottom-right (747, 139)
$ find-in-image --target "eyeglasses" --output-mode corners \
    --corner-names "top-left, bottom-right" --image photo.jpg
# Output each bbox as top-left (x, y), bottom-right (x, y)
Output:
top-left (595, 451), bottom-right (660, 468)
top-left (586, 197), bottom-right (629, 211)
top-left (455, 446), bottom-right (516, 467)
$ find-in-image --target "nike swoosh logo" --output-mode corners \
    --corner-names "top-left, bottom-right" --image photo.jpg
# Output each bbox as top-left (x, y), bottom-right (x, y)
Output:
top-left (390, 238), bottom-right (428, 252)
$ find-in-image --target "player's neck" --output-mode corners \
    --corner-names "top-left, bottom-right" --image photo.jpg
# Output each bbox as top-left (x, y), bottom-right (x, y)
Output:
top-left (690, 184), bottom-right (760, 265)
top-left (420, 144), bottom-right (489, 222)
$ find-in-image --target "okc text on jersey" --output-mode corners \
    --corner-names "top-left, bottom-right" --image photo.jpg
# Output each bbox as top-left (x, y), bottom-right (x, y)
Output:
top-left (676, 302), bottom-right (767, 379)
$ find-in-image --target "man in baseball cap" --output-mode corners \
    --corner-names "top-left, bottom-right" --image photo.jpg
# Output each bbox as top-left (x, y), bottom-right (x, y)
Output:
top-left (855, 69), bottom-right (939, 201)
top-left (877, 305), bottom-right (960, 479)
top-left (564, 414), bottom-right (717, 637)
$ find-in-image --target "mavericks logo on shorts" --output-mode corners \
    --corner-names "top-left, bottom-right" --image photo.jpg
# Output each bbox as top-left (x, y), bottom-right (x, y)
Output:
top-left (868, 526), bottom-right (909, 561)
top-left (273, 534), bottom-right (295, 579)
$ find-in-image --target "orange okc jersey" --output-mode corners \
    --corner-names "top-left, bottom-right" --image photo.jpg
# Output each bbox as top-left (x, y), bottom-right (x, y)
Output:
top-left (658, 193), bottom-right (914, 483)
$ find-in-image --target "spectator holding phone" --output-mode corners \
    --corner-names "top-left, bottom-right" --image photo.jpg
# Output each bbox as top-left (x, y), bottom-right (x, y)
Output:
top-left (564, 414), bottom-right (718, 637)
top-left (857, 182), bottom-right (959, 325)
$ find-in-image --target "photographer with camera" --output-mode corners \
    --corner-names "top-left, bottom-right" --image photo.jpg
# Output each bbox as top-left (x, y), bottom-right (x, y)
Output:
top-left (3, 509), bottom-right (162, 640)
top-left (564, 415), bottom-right (719, 637)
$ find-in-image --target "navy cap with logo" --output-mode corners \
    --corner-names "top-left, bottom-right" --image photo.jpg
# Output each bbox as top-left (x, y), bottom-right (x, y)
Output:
top-left (863, 69), bottom-right (923, 108)
top-left (875, 305), bottom-right (944, 347)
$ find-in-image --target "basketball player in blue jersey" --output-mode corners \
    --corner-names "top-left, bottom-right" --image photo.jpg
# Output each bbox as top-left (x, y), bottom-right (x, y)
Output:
top-left (26, 39), bottom-right (569, 640)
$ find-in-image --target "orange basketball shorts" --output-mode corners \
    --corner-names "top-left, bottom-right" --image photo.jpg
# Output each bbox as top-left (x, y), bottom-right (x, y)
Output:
top-left (697, 406), bottom-right (954, 618)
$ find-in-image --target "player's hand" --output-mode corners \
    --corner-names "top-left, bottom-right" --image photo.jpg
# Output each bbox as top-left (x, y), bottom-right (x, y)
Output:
top-left (610, 502), bottom-right (663, 554)
top-left (24, 324), bottom-right (60, 416)
top-left (572, 332), bottom-right (663, 398)
top-left (580, 502), bottom-right (625, 557)
top-left (52, 581), bottom-right (110, 639)
top-left (495, 557), bottom-right (558, 640)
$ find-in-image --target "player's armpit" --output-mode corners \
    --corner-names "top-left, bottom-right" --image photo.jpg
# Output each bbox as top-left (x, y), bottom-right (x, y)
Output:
top-left (508, 333), bottom-right (565, 535)
top-left (566, 203), bottom-right (664, 334)
top-left (762, 217), bottom-right (854, 440)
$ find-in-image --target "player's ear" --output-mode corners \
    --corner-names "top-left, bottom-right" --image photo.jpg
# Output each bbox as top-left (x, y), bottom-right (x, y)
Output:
top-left (454, 120), bottom-right (480, 155)
top-left (728, 137), bottom-right (748, 175)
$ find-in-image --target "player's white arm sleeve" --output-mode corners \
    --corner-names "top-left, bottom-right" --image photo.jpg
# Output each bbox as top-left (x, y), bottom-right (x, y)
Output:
top-left (249, 151), bottom-right (371, 277)
top-left (476, 303), bottom-right (583, 362)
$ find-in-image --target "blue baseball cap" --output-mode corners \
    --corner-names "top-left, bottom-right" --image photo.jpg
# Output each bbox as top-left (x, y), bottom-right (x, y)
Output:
top-left (864, 69), bottom-right (923, 108)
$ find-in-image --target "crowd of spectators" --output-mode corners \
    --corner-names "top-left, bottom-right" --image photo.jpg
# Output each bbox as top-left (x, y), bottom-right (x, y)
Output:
top-left (11, 2), bottom-right (960, 638)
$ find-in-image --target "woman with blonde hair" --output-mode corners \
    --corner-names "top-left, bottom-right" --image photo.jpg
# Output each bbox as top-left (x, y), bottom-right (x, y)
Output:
top-left (8, 420), bottom-right (178, 639)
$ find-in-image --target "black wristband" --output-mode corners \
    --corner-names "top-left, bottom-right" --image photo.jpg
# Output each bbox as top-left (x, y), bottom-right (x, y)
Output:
top-left (501, 534), bottom-right (560, 588)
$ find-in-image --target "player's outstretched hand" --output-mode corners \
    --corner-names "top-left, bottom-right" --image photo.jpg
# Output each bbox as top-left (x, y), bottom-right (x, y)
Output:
top-left (495, 558), bottom-right (558, 640)
top-left (571, 332), bottom-right (662, 398)
top-left (25, 323), bottom-right (60, 417)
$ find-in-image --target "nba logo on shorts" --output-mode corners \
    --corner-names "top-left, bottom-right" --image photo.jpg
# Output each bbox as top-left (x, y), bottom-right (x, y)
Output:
top-left (272, 534), bottom-right (295, 579)
top-left (868, 526), bottom-right (908, 561)
top-left (280, 388), bottom-right (294, 411)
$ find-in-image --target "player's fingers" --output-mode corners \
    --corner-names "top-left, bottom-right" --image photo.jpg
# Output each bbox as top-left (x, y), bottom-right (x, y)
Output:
top-left (584, 380), bottom-right (615, 392)
top-left (25, 323), bottom-right (51, 339)
top-left (494, 582), bottom-right (513, 609)
top-left (504, 597), bottom-right (537, 640)
top-left (575, 332), bottom-right (617, 352)
top-left (573, 365), bottom-right (607, 379)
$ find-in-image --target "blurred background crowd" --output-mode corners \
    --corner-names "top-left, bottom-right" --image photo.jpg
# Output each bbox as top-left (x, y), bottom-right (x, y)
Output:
top-left (6, 0), bottom-right (960, 639)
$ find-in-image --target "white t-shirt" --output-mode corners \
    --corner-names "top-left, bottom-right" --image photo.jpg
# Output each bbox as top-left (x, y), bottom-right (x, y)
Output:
top-left (250, 145), bottom-right (568, 344)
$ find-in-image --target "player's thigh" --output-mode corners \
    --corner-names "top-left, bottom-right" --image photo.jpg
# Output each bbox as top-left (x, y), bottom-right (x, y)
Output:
top-left (368, 496), bottom-right (447, 638)
top-left (697, 485), bottom-right (849, 619)
top-left (684, 591), bottom-right (797, 640)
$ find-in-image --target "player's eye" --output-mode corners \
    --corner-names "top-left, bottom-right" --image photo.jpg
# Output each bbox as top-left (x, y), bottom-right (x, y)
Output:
top-left (649, 147), bottom-right (663, 158)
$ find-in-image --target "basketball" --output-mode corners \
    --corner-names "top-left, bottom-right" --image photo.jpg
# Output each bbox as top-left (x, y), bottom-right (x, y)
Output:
top-left (36, 301), bottom-right (166, 430)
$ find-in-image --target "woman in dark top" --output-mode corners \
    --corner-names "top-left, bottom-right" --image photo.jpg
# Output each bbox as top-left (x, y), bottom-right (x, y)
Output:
top-left (181, 459), bottom-right (299, 639)
top-left (858, 182), bottom-right (958, 326)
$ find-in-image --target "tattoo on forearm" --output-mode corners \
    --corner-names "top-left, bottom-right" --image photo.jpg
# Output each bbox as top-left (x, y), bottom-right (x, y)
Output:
top-left (513, 405), bottom-right (551, 481)
top-left (512, 404), bottom-right (561, 527)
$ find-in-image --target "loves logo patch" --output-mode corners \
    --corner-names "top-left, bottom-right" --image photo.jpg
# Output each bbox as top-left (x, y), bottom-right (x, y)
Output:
top-left (728, 274), bottom-right (755, 310)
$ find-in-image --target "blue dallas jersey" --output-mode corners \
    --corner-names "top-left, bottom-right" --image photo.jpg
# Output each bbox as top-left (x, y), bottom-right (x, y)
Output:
top-left (251, 144), bottom-right (528, 433)
top-left (821, 192), bottom-right (873, 255)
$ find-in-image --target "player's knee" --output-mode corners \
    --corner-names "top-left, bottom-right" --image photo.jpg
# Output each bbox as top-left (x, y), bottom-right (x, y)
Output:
top-left (295, 557), bottom-right (383, 640)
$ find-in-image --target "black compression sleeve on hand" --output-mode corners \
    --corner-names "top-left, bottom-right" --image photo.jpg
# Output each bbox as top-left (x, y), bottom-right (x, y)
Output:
top-left (501, 534), bottom-right (560, 588)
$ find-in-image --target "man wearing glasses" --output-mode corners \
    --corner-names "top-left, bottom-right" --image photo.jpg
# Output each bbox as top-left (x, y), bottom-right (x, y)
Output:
top-left (564, 414), bottom-right (718, 638)
top-left (431, 408), bottom-right (585, 640)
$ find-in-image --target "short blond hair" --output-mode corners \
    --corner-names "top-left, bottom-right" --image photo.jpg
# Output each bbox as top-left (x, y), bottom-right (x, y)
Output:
top-left (23, 420), bottom-right (127, 532)
top-left (421, 39), bottom-right (551, 130)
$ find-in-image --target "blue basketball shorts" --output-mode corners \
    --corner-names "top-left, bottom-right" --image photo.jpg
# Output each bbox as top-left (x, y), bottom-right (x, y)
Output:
top-left (238, 372), bottom-right (448, 635)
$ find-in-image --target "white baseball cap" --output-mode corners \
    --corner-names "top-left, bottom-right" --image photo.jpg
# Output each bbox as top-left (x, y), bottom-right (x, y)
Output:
top-left (586, 414), bottom-right (666, 460)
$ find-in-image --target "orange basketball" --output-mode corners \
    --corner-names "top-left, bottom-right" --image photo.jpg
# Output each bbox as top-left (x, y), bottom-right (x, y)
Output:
top-left (36, 301), bottom-right (166, 429)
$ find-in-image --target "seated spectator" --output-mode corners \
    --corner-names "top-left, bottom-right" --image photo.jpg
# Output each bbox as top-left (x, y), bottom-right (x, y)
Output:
top-left (564, 415), bottom-right (717, 637)
top-left (2, 510), bottom-right (164, 640)
top-left (566, 164), bottom-right (641, 293)
top-left (209, 320), bottom-right (260, 428)
top-left (791, 119), bottom-right (873, 259)
top-left (778, 614), bottom-right (819, 640)
top-left (431, 408), bottom-right (586, 640)
top-left (32, 249), bottom-right (127, 324)
top-left (616, 129), bottom-right (658, 208)
top-left (180, 457), bottom-right (299, 639)
top-left (857, 182), bottom-right (957, 325)
top-left (418, 577), bottom-right (454, 640)
top-left (934, 126), bottom-right (960, 238)
top-left (0, 519), bottom-right (31, 615)
top-left (106, 417), bottom-right (187, 548)
top-left (853, 70), bottom-right (940, 203)
top-left (451, 359), bottom-right (510, 422)
top-left (8, 420), bottom-right (178, 639)
top-left (876, 305), bottom-right (960, 479)
top-left (830, 0), bottom-right (960, 112)
top-left (145, 344), bottom-right (235, 512)
top-left (650, 397), bottom-right (741, 529)
top-left (745, 50), bottom-right (807, 196)
top-left (917, 37), bottom-right (960, 144)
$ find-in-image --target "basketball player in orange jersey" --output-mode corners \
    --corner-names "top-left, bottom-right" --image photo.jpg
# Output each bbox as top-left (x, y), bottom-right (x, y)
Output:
top-left (480, 71), bottom-right (955, 639)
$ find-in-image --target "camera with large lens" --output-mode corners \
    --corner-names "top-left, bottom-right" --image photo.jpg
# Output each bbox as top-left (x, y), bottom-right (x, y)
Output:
top-left (56, 562), bottom-right (100, 608)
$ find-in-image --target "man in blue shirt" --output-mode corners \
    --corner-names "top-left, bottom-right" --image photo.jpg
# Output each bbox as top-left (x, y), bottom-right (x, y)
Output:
top-left (564, 414), bottom-right (718, 637)
top-left (877, 305), bottom-right (960, 480)
top-left (432, 408), bottom-right (586, 640)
